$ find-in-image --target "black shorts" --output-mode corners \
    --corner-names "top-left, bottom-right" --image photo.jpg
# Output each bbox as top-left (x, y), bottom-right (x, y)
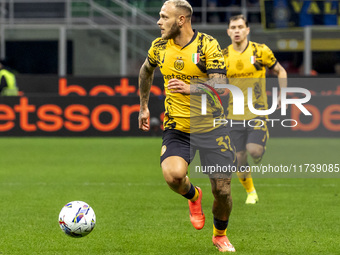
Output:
top-left (160, 127), bottom-right (237, 178)
top-left (226, 118), bottom-right (269, 152)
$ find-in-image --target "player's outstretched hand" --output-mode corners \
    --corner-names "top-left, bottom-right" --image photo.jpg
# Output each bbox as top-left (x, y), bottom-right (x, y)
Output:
top-left (168, 79), bottom-right (190, 95)
top-left (138, 108), bottom-right (150, 131)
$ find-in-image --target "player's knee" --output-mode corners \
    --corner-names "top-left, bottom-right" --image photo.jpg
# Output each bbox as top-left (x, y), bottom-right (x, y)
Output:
top-left (211, 180), bottom-right (231, 199)
top-left (162, 164), bottom-right (186, 186)
top-left (248, 147), bottom-right (264, 159)
top-left (212, 186), bottom-right (231, 200)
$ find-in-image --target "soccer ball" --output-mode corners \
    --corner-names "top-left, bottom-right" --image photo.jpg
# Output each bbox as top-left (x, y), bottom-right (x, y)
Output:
top-left (58, 201), bottom-right (96, 238)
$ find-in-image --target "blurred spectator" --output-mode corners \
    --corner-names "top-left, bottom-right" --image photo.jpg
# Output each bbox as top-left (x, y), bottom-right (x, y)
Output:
top-left (0, 60), bottom-right (18, 96)
top-left (334, 63), bottom-right (340, 75)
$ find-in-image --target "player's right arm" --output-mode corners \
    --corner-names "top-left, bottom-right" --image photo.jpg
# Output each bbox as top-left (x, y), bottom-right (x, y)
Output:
top-left (138, 58), bottom-right (156, 131)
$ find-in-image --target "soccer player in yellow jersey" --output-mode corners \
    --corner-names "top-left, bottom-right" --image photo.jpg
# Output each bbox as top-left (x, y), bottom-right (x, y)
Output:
top-left (139, 0), bottom-right (237, 252)
top-left (222, 15), bottom-right (287, 204)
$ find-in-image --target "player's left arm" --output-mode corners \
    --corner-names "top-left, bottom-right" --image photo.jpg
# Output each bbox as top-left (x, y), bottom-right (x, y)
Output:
top-left (271, 62), bottom-right (287, 109)
top-left (204, 72), bottom-right (227, 94)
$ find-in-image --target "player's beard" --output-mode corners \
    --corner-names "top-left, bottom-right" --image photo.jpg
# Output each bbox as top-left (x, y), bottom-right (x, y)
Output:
top-left (163, 22), bottom-right (180, 40)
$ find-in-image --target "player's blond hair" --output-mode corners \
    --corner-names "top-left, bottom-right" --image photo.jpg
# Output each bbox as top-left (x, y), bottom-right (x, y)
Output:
top-left (164, 0), bottom-right (193, 19)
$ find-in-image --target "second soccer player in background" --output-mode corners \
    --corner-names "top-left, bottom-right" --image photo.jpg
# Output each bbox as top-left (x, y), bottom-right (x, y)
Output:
top-left (222, 15), bottom-right (287, 204)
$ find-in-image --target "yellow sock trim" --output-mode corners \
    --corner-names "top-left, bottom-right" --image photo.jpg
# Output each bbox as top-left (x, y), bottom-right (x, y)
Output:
top-left (189, 187), bottom-right (199, 202)
top-left (213, 224), bottom-right (227, 236)
top-left (237, 171), bottom-right (255, 193)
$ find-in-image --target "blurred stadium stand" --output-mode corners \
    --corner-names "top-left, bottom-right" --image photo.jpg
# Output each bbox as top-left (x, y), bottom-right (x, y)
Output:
top-left (0, 0), bottom-right (339, 76)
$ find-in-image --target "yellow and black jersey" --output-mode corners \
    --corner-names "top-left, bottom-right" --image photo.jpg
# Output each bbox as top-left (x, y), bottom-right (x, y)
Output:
top-left (148, 30), bottom-right (226, 133)
top-left (223, 41), bottom-right (277, 120)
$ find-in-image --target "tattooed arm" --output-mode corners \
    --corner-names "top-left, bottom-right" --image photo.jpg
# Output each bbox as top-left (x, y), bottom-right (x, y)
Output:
top-left (167, 73), bottom-right (227, 95)
top-left (194, 72), bottom-right (227, 94)
top-left (138, 58), bottom-right (156, 131)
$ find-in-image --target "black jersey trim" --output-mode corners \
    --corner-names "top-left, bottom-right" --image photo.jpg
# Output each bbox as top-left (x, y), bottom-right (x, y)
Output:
top-left (182, 29), bottom-right (198, 50)
top-left (268, 60), bottom-right (278, 70)
top-left (148, 57), bottom-right (158, 67)
top-left (241, 41), bottom-right (250, 54)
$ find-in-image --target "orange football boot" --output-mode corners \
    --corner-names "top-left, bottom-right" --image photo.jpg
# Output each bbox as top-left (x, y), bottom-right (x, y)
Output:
top-left (188, 186), bottom-right (205, 230)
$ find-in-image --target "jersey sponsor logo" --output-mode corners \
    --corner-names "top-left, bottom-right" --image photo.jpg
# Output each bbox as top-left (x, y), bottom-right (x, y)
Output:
top-left (213, 52), bottom-right (223, 58)
top-left (236, 60), bottom-right (244, 70)
top-left (174, 58), bottom-right (184, 71)
top-left (163, 74), bottom-right (199, 80)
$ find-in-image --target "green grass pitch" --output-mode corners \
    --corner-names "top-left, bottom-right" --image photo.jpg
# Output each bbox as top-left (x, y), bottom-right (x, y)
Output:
top-left (0, 137), bottom-right (339, 254)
